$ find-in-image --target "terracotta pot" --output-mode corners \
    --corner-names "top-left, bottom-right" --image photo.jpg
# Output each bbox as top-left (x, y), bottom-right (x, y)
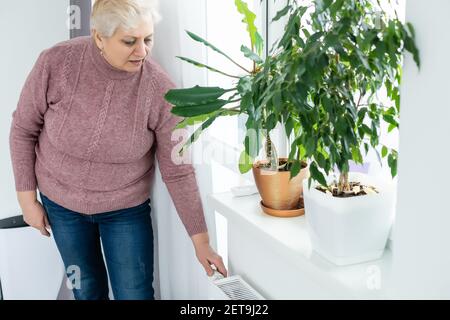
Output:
top-left (252, 158), bottom-right (309, 211)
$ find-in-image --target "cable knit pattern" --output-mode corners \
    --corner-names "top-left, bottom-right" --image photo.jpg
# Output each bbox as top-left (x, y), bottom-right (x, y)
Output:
top-left (9, 36), bottom-right (207, 237)
top-left (61, 44), bottom-right (73, 96)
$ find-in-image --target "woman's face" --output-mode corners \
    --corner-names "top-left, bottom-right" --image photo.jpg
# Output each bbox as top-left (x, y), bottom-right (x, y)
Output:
top-left (94, 19), bottom-right (154, 72)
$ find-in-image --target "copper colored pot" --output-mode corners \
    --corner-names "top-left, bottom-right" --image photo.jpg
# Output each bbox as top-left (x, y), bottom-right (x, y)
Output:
top-left (252, 158), bottom-right (309, 211)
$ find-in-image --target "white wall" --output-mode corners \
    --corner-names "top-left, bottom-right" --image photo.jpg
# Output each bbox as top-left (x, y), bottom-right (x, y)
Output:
top-left (391, 0), bottom-right (450, 298)
top-left (0, 1), bottom-right (69, 220)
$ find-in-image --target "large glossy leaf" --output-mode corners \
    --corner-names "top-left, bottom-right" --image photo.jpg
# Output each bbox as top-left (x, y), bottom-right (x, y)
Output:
top-left (171, 99), bottom-right (229, 117)
top-left (176, 113), bottom-right (211, 129)
top-left (175, 109), bottom-right (238, 129)
top-left (241, 45), bottom-right (263, 63)
top-left (235, 0), bottom-right (264, 55)
top-left (165, 86), bottom-right (230, 106)
top-left (238, 150), bottom-right (253, 174)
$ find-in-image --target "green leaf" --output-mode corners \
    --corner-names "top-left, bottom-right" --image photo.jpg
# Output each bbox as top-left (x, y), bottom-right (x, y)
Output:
top-left (330, 0), bottom-right (344, 17)
top-left (235, 0), bottom-right (264, 55)
top-left (388, 123), bottom-right (397, 133)
top-left (316, 0), bottom-right (333, 12)
top-left (395, 93), bottom-right (401, 112)
top-left (244, 128), bottom-right (262, 159)
top-left (272, 4), bottom-right (291, 22)
top-left (302, 28), bottom-right (311, 39)
top-left (364, 143), bottom-right (369, 155)
top-left (387, 153), bottom-right (397, 177)
top-left (239, 93), bottom-right (253, 113)
top-left (310, 162), bottom-right (328, 187)
top-left (288, 140), bottom-right (299, 160)
top-left (290, 160), bottom-right (301, 180)
top-left (241, 45), bottom-right (263, 63)
top-left (175, 109), bottom-right (237, 129)
top-left (254, 33), bottom-right (264, 58)
top-left (308, 31), bottom-right (324, 44)
top-left (382, 114), bottom-right (398, 127)
top-left (403, 21), bottom-right (420, 65)
top-left (237, 77), bottom-right (252, 95)
top-left (406, 22), bottom-right (416, 38)
top-left (284, 116), bottom-right (294, 137)
top-left (176, 56), bottom-right (238, 78)
top-left (357, 107), bottom-right (368, 123)
top-left (336, 116), bottom-right (348, 135)
top-left (356, 49), bottom-right (371, 70)
top-left (381, 146), bottom-right (388, 158)
top-left (322, 95), bottom-right (334, 113)
top-left (265, 113), bottom-right (277, 131)
top-left (324, 33), bottom-right (340, 49)
top-left (176, 113), bottom-right (211, 129)
top-left (360, 124), bottom-right (372, 136)
top-left (305, 136), bottom-right (317, 157)
top-left (272, 90), bottom-right (282, 114)
top-left (361, 30), bottom-right (378, 51)
top-left (171, 99), bottom-right (229, 117)
top-left (239, 150), bottom-right (254, 174)
top-left (404, 33), bottom-right (421, 68)
top-left (315, 153), bottom-right (327, 169)
top-left (351, 146), bottom-right (363, 164)
top-left (165, 86), bottom-right (229, 106)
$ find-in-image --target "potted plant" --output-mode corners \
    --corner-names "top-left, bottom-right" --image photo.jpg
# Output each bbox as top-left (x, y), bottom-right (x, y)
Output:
top-left (165, 0), bottom-right (312, 217)
top-left (274, 0), bottom-right (420, 265)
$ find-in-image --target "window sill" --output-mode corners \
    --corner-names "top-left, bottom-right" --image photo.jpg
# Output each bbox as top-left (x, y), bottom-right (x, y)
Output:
top-left (208, 191), bottom-right (393, 299)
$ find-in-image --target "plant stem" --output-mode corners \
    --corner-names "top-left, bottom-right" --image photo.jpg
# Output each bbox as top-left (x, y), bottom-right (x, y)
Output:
top-left (356, 93), bottom-right (363, 108)
top-left (338, 171), bottom-right (350, 193)
top-left (222, 72), bottom-right (244, 79)
top-left (233, 62), bottom-right (252, 74)
top-left (265, 131), bottom-right (279, 171)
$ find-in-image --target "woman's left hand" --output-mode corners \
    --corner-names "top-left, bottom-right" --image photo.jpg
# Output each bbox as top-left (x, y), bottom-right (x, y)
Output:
top-left (191, 232), bottom-right (228, 277)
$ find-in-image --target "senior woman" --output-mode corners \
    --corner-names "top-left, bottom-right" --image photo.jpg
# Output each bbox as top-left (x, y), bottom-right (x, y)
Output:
top-left (9, 0), bottom-right (227, 300)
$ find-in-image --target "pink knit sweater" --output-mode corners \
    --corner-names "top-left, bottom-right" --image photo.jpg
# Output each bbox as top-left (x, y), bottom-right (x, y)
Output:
top-left (9, 36), bottom-right (207, 237)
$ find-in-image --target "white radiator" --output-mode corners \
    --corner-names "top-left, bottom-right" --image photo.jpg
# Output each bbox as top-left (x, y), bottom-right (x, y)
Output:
top-left (207, 271), bottom-right (265, 300)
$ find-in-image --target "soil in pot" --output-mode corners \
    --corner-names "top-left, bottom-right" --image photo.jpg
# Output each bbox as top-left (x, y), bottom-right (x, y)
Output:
top-left (316, 181), bottom-right (378, 198)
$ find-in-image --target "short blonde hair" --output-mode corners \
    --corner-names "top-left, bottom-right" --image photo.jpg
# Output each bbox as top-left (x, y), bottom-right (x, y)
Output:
top-left (91, 0), bottom-right (161, 37)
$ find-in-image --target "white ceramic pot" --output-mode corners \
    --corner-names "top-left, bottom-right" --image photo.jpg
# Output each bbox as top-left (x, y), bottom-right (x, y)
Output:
top-left (303, 172), bottom-right (395, 266)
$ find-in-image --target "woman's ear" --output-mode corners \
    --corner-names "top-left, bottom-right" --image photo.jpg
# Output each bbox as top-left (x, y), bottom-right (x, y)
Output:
top-left (92, 29), bottom-right (104, 50)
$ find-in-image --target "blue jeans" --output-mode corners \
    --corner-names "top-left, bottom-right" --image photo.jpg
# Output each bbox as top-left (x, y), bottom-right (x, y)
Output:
top-left (39, 192), bottom-right (155, 300)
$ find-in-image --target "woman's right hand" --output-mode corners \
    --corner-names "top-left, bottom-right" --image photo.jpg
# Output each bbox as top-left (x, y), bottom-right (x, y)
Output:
top-left (21, 199), bottom-right (51, 237)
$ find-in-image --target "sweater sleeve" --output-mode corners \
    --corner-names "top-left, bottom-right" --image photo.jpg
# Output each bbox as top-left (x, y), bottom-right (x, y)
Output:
top-left (150, 77), bottom-right (208, 237)
top-left (9, 49), bottom-right (50, 191)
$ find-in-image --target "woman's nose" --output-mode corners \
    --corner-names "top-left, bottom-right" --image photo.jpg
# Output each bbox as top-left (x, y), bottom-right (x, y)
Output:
top-left (134, 41), bottom-right (148, 58)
